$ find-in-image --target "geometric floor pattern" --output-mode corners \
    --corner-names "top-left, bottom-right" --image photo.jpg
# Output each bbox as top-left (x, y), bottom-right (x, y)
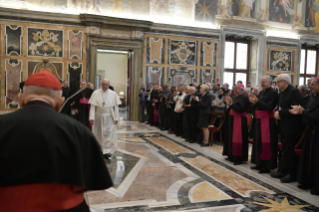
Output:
top-left (88, 121), bottom-right (319, 212)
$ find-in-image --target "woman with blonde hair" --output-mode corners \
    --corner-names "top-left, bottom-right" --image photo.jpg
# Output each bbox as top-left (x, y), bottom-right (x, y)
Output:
top-left (193, 84), bottom-right (213, 146)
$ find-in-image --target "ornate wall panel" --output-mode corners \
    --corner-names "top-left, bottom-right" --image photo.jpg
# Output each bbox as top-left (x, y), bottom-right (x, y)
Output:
top-left (27, 61), bottom-right (63, 80)
top-left (195, 0), bottom-right (218, 24)
top-left (201, 42), bottom-right (217, 67)
top-left (5, 25), bottom-right (22, 56)
top-left (27, 28), bottom-right (63, 57)
top-left (145, 66), bottom-right (164, 86)
top-left (265, 45), bottom-right (297, 85)
top-left (5, 59), bottom-right (22, 108)
top-left (147, 37), bottom-right (165, 64)
top-left (201, 69), bottom-right (216, 84)
top-left (68, 30), bottom-right (83, 59)
top-left (68, 62), bottom-right (83, 95)
top-left (167, 68), bottom-right (197, 87)
top-left (169, 39), bottom-right (197, 65)
top-left (0, 20), bottom-right (86, 109)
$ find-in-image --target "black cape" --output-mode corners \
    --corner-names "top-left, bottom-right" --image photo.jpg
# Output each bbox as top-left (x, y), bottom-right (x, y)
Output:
top-left (222, 94), bottom-right (249, 163)
top-left (73, 88), bottom-right (93, 128)
top-left (297, 93), bottom-right (319, 189)
top-left (0, 101), bottom-right (113, 191)
top-left (61, 86), bottom-right (72, 116)
top-left (251, 87), bottom-right (279, 169)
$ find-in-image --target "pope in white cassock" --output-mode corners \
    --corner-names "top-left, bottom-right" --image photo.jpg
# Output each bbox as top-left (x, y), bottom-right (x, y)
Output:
top-left (89, 79), bottom-right (121, 159)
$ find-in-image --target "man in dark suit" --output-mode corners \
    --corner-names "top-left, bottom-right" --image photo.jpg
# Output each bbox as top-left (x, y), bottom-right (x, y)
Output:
top-left (139, 84), bottom-right (147, 123)
top-left (185, 86), bottom-right (199, 143)
top-left (298, 85), bottom-right (311, 109)
top-left (146, 83), bottom-right (154, 125)
top-left (271, 74), bottom-right (302, 183)
top-left (61, 80), bottom-right (72, 116)
top-left (0, 71), bottom-right (112, 212)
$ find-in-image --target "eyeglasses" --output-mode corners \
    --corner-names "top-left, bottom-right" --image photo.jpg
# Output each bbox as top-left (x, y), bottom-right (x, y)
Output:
top-left (277, 80), bottom-right (284, 83)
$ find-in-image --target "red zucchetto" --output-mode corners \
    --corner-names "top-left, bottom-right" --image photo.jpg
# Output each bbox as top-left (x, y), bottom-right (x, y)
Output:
top-left (25, 71), bottom-right (62, 90)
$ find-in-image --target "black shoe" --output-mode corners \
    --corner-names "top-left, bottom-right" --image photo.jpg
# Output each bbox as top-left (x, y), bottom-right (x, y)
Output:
top-left (298, 184), bottom-right (313, 190)
top-left (258, 168), bottom-right (270, 174)
top-left (103, 153), bottom-right (112, 159)
top-left (310, 189), bottom-right (319, 195)
top-left (176, 134), bottom-right (181, 137)
top-left (270, 172), bottom-right (286, 179)
top-left (233, 162), bottom-right (242, 165)
top-left (189, 140), bottom-right (196, 143)
top-left (280, 174), bottom-right (296, 183)
top-left (250, 165), bottom-right (262, 170)
top-left (200, 143), bottom-right (209, 147)
top-left (225, 157), bottom-right (232, 161)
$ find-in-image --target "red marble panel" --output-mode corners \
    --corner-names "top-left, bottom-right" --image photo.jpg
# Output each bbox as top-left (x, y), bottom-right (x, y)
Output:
top-left (68, 30), bottom-right (83, 59)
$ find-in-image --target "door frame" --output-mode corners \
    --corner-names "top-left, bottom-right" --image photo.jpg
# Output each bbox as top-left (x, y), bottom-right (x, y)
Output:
top-left (86, 36), bottom-right (144, 121)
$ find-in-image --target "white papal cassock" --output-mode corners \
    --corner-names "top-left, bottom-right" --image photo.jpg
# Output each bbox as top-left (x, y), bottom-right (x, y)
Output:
top-left (89, 89), bottom-right (121, 154)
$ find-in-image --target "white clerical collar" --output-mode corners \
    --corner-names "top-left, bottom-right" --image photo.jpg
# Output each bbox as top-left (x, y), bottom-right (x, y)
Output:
top-left (101, 89), bottom-right (108, 93)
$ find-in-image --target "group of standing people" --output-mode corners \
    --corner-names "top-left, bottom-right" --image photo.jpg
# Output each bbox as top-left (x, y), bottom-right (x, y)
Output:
top-left (140, 74), bottom-right (319, 196)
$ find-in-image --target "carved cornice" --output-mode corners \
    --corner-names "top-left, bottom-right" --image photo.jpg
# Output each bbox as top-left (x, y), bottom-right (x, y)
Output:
top-left (221, 25), bottom-right (265, 38)
top-left (267, 36), bottom-right (299, 46)
top-left (150, 23), bottom-right (220, 38)
top-left (0, 7), bottom-right (81, 25)
top-left (80, 14), bottom-right (153, 31)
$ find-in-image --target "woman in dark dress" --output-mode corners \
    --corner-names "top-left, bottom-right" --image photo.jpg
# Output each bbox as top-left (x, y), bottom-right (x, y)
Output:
top-left (194, 84), bottom-right (213, 146)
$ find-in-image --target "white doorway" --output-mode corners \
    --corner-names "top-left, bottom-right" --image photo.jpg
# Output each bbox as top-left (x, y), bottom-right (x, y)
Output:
top-left (96, 49), bottom-right (129, 121)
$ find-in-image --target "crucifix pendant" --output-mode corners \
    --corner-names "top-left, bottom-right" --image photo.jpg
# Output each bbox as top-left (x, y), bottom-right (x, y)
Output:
top-left (103, 102), bottom-right (105, 106)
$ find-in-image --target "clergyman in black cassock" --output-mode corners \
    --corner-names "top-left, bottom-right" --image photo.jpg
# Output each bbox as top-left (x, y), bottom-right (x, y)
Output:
top-left (61, 81), bottom-right (72, 116)
top-left (223, 83), bottom-right (249, 165)
top-left (249, 76), bottom-right (279, 173)
top-left (272, 74), bottom-right (302, 183)
top-left (146, 84), bottom-right (154, 125)
top-left (74, 84), bottom-right (93, 128)
top-left (292, 78), bottom-right (319, 195)
top-left (0, 71), bottom-right (112, 212)
top-left (187, 87), bottom-right (199, 143)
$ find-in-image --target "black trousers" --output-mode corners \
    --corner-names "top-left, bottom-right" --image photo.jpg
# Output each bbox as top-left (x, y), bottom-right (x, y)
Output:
top-left (147, 101), bottom-right (154, 125)
top-left (158, 106), bottom-right (167, 129)
top-left (183, 109), bottom-right (190, 138)
top-left (279, 133), bottom-right (298, 175)
top-left (169, 106), bottom-right (175, 131)
top-left (189, 118), bottom-right (199, 142)
top-left (174, 112), bottom-right (183, 135)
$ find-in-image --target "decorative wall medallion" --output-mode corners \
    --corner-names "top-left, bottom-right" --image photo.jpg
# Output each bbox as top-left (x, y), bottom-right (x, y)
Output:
top-left (195, 0), bottom-right (217, 23)
top-left (68, 30), bottom-right (83, 59)
top-left (170, 40), bottom-right (197, 65)
top-left (147, 38), bottom-right (165, 64)
top-left (28, 28), bottom-right (63, 57)
top-left (5, 25), bottom-right (23, 56)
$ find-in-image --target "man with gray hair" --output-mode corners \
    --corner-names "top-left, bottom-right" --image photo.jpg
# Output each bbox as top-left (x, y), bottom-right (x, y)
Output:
top-left (249, 76), bottom-right (279, 174)
top-left (271, 74), bottom-right (302, 183)
top-left (89, 78), bottom-right (121, 159)
top-left (298, 85), bottom-right (311, 109)
top-left (0, 71), bottom-right (113, 211)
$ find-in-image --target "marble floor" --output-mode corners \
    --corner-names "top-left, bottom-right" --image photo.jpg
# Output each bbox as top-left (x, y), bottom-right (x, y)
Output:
top-left (86, 121), bottom-right (319, 212)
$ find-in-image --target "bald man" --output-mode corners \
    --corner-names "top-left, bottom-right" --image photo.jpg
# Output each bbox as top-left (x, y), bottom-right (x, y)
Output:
top-left (89, 79), bottom-right (121, 159)
top-left (0, 71), bottom-right (112, 212)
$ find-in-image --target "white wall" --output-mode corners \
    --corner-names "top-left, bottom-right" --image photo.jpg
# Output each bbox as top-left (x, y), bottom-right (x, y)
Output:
top-left (97, 52), bottom-right (128, 96)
